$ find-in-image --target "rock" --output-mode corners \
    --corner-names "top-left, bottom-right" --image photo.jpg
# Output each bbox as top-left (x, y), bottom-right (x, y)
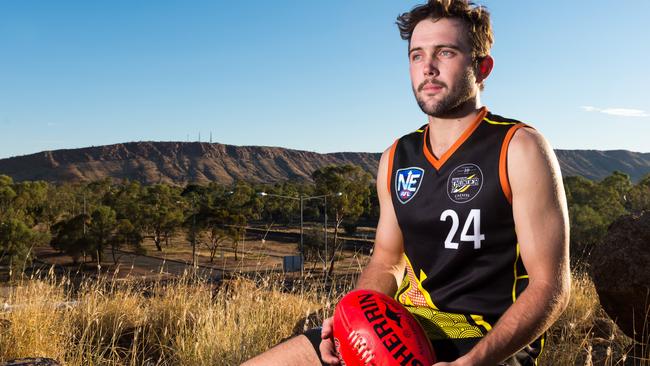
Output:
top-left (591, 317), bottom-right (619, 340)
top-left (588, 211), bottom-right (650, 342)
top-left (2, 358), bottom-right (61, 366)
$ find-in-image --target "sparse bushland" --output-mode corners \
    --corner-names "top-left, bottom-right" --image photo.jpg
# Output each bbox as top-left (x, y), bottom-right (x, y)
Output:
top-left (0, 269), bottom-right (647, 366)
top-left (0, 269), bottom-right (339, 365)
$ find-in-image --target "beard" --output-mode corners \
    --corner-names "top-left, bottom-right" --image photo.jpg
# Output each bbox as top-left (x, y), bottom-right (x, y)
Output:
top-left (413, 67), bottom-right (476, 118)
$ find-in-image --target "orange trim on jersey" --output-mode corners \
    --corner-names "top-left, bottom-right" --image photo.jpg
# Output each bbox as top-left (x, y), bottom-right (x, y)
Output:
top-left (422, 107), bottom-right (488, 171)
top-left (386, 139), bottom-right (399, 195)
top-left (499, 123), bottom-right (529, 204)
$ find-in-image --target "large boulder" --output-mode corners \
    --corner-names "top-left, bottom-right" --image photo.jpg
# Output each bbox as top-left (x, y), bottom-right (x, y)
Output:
top-left (589, 211), bottom-right (650, 342)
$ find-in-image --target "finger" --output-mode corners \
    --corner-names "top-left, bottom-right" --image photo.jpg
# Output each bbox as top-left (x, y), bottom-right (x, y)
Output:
top-left (321, 318), bottom-right (333, 338)
top-left (319, 338), bottom-right (340, 365)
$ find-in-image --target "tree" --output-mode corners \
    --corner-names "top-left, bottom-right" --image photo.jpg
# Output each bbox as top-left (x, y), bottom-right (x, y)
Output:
top-left (107, 181), bottom-right (146, 250)
top-left (142, 184), bottom-right (185, 251)
top-left (361, 182), bottom-right (380, 224)
top-left (12, 181), bottom-right (49, 225)
top-left (600, 171), bottom-right (633, 204)
top-left (107, 182), bottom-right (144, 224)
top-left (564, 174), bottom-right (629, 262)
top-left (50, 214), bottom-right (91, 264)
top-left (223, 181), bottom-right (262, 261)
top-left (627, 174), bottom-right (650, 213)
top-left (41, 182), bottom-right (78, 228)
top-left (113, 218), bottom-right (145, 256)
top-left (1, 217), bottom-right (50, 273)
top-left (228, 181), bottom-right (263, 221)
top-left (303, 224), bottom-right (325, 267)
top-left (259, 182), bottom-right (301, 224)
top-left (202, 209), bottom-right (231, 262)
top-left (0, 177), bottom-right (51, 274)
top-left (312, 165), bottom-right (371, 277)
top-left (88, 206), bottom-right (118, 264)
top-left (194, 202), bottom-right (234, 263)
top-left (0, 176), bottom-right (17, 218)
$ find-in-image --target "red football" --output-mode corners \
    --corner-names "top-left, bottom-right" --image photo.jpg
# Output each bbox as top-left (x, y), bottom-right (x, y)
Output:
top-left (332, 289), bottom-right (436, 366)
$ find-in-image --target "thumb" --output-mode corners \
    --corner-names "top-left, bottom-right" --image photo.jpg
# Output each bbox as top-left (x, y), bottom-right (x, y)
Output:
top-left (321, 317), bottom-right (334, 338)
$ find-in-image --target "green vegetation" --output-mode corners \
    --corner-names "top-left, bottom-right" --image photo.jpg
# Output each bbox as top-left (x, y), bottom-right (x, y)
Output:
top-left (1, 169), bottom-right (649, 274)
top-left (312, 165), bottom-right (372, 277)
top-left (564, 171), bottom-right (650, 264)
top-left (0, 164), bottom-right (380, 275)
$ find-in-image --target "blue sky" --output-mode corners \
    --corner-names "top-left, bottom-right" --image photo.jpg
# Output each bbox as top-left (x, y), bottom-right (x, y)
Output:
top-left (1, 0), bottom-right (649, 159)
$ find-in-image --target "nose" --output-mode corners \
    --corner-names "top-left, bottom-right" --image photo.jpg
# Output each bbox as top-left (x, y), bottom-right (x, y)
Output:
top-left (422, 56), bottom-right (439, 77)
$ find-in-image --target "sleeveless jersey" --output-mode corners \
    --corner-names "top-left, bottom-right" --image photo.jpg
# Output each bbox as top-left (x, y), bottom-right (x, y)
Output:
top-left (388, 107), bottom-right (533, 342)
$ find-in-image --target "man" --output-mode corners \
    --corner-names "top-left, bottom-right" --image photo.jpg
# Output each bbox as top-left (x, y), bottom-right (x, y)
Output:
top-left (243, 1), bottom-right (570, 365)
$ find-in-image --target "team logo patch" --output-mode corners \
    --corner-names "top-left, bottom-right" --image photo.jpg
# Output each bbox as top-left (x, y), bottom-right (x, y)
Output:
top-left (447, 163), bottom-right (483, 203)
top-left (395, 167), bottom-right (424, 204)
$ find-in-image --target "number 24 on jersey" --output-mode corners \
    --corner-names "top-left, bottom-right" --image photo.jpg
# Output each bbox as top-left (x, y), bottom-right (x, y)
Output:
top-left (440, 209), bottom-right (485, 250)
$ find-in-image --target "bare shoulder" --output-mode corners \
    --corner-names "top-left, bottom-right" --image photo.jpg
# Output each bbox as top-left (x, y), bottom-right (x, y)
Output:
top-left (508, 127), bottom-right (562, 186)
top-left (376, 142), bottom-right (397, 199)
top-left (378, 144), bottom-right (393, 170)
top-left (509, 127), bottom-right (553, 160)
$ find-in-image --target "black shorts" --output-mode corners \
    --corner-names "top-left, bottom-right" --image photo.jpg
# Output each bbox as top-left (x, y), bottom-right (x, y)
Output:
top-left (301, 327), bottom-right (540, 366)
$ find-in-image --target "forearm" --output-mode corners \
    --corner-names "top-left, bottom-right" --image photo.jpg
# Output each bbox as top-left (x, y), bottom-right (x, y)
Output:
top-left (355, 255), bottom-right (404, 296)
top-left (461, 280), bottom-right (570, 366)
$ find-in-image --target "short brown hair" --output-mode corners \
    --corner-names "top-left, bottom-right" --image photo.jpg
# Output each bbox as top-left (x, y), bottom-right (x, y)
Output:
top-left (396, 0), bottom-right (493, 62)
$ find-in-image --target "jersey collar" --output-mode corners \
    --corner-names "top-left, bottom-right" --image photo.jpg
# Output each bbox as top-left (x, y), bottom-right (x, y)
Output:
top-left (422, 107), bottom-right (488, 171)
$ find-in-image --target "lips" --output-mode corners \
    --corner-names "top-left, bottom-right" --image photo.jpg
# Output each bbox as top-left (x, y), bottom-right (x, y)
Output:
top-left (422, 84), bottom-right (442, 93)
top-left (418, 80), bottom-right (446, 93)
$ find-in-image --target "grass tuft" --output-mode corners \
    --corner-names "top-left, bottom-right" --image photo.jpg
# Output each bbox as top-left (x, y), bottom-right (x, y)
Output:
top-left (0, 268), bottom-right (647, 365)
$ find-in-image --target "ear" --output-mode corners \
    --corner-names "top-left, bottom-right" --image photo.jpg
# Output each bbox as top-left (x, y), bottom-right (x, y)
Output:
top-left (476, 55), bottom-right (494, 82)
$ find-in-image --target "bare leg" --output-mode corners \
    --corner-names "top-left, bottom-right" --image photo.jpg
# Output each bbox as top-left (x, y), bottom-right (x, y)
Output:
top-left (241, 335), bottom-right (323, 366)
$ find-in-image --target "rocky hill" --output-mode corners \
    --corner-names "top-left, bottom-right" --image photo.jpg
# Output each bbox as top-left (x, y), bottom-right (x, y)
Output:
top-left (0, 142), bottom-right (381, 185)
top-left (0, 142), bottom-right (647, 184)
top-left (555, 149), bottom-right (650, 182)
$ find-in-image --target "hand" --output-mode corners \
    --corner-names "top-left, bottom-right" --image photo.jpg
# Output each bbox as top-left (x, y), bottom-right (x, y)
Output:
top-left (319, 316), bottom-right (340, 365)
top-left (432, 355), bottom-right (473, 366)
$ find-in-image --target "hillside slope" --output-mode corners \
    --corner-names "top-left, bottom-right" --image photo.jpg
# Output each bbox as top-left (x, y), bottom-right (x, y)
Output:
top-left (0, 142), bottom-right (647, 184)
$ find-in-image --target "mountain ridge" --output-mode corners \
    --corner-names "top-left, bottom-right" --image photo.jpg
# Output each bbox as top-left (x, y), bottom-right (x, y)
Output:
top-left (0, 141), bottom-right (648, 184)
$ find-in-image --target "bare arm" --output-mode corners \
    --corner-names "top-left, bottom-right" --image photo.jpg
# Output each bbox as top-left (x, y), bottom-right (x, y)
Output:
top-left (440, 128), bottom-right (571, 366)
top-left (355, 145), bottom-right (406, 295)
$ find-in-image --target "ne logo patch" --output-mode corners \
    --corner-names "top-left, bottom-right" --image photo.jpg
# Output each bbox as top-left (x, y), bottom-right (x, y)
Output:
top-left (447, 163), bottom-right (483, 203)
top-left (395, 167), bottom-right (424, 204)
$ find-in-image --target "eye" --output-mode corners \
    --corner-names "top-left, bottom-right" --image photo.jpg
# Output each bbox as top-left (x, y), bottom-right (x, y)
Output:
top-left (438, 49), bottom-right (456, 58)
top-left (410, 53), bottom-right (422, 62)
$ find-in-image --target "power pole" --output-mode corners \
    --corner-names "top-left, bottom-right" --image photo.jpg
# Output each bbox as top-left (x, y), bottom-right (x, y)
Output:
top-left (300, 195), bottom-right (304, 276)
top-left (83, 193), bottom-right (87, 235)
top-left (192, 196), bottom-right (197, 269)
top-left (324, 195), bottom-right (328, 270)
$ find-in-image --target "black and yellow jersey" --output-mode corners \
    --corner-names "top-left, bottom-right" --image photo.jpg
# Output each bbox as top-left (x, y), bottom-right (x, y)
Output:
top-left (387, 108), bottom-right (542, 361)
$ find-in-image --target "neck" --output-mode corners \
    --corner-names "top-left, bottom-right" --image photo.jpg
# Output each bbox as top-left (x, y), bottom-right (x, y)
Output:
top-left (426, 97), bottom-right (484, 158)
top-left (427, 95), bottom-right (482, 126)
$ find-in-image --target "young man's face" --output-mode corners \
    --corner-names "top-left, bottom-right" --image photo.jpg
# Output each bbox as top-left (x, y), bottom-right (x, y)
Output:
top-left (409, 17), bottom-right (478, 117)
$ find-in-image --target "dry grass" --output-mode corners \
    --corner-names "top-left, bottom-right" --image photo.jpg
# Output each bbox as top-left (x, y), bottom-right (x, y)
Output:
top-left (0, 269), bottom-right (328, 365)
top-left (0, 268), bottom-right (647, 365)
top-left (541, 270), bottom-right (648, 366)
